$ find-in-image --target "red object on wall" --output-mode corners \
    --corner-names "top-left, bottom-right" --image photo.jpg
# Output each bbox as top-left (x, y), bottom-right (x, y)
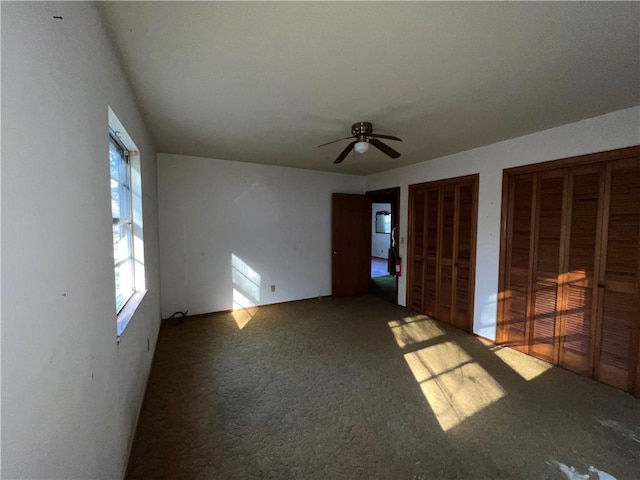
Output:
top-left (395, 258), bottom-right (401, 277)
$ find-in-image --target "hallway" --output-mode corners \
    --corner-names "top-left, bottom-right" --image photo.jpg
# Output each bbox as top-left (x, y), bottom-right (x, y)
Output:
top-left (127, 296), bottom-right (640, 479)
top-left (371, 256), bottom-right (388, 277)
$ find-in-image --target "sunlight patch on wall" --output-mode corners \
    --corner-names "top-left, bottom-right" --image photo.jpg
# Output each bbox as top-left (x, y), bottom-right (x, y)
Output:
top-left (477, 292), bottom-right (498, 340)
top-left (231, 254), bottom-right (261, 330)
top-left (492, 346), bottom-right (553, 381)
top-left (388, 315), bottom-right (445, 348)
top-left (404, 341), bottom-right (505, 431)
top-left (232, 253), bottom-right (261, 303)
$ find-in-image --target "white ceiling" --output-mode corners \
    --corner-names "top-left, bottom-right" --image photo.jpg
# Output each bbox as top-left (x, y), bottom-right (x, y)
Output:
top-left (99, 2), bottom-right (639, 176)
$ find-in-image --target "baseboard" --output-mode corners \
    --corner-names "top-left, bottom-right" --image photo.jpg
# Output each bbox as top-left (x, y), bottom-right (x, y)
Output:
top-left (474, 333), bottom-right (496, 346)
top-left (162, 295), bottom-right (334, 321)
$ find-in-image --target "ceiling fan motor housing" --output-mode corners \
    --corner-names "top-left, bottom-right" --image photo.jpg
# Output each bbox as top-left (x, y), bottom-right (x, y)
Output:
top-left (351, 122), bottom-right (373, 137)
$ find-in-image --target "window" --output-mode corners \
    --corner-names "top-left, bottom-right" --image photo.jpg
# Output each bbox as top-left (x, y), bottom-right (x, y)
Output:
top-left (375, 211), bottom-right (392, 234)
top-left (110, 132), bottom-right (134, 312)
top-left (109, 107), bottom-right (146, 336)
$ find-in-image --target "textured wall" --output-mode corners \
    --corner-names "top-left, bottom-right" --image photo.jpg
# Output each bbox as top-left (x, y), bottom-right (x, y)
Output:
top-left (1, 3), bottom-right (161, 478)
top-left (158, 154), bottom-right (365, 317)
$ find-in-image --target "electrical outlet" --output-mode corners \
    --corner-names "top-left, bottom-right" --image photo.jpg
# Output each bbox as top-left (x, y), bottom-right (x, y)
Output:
top-left (271, 285), bottom-right (276, 292)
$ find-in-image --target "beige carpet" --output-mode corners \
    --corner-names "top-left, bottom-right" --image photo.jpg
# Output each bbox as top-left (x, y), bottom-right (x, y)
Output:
top-left (127, 295), bottom-right (640, 479)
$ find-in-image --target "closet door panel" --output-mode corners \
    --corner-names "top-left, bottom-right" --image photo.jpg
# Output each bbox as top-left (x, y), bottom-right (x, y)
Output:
top-left (438, 187), bottom-right (455, 324)
top-left (562, 285), bottom-right (594, 373)
top-left (504, 175), bottom-right (534, 351)
top-left (409, 189), bottom-right (426, 312)
top-left (596, 158), bottom-right (640, 390)
top-left (454, 183), bottom-right (474, 331)
top-left (530, 172), bottom-right (564, 363)
top-left (424, 189), bottom-right (440, 317)
top-left (559, 167), bottom-right (603, 375)
top-left (411, 262), bottom-right (425, 312)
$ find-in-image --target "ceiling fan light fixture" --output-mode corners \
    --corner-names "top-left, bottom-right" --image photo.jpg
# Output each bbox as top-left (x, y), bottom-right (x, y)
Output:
top-left (319, 122), bottom-right (402, 164)
top-left (354, 140), bottom-right (369, 154)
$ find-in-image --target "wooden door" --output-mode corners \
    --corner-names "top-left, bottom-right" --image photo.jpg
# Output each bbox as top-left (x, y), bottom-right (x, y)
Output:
top-left (452, 183), bottom-right (477, 331)
top-left (408, 175), bottom-right (478, 332)
top-left (502, 174), bottom-right (535, 352)
top-left (424, 189), bottom-right (440, 318)
top-left (408, 189), bottom-right (426, 312)
top-left (438, 186), bottom-right (456, 324)
top-left (332, 193), bottom-right (371, 297)
top-left (557, 165), bottom-right (604, 376)
top-left (595, 157), bottom-right (640, 390)
top-left (529, 170), bottom-right (565, 363)
top-left (498, 146), bottom-right (640, 396)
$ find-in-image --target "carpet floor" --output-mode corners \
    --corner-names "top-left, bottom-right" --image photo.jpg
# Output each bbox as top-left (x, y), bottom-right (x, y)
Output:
top-left (127, 296), bottom-right (640, 480)
top-left (370, 275), bottom-right (396, 304)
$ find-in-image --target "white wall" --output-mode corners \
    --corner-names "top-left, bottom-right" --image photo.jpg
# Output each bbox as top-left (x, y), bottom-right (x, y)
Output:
top-left (372, 203), bottom-right (391, 259)
top-left (366, 106), bottom-right (640, 340)
top-left (158, 154), bottom-right (365, 317)
top-left (1, 3), bottom-right (161, 478)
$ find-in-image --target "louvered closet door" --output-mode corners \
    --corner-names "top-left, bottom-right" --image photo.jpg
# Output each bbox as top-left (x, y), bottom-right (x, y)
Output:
top-left (530, 171), bottom-right (565, 363)
top-left (424, 189), bottom-right (440, 317)
top-left (438, 186), bottom-right (456, 324)
top-left (409, 176), bottom-right (478, 330)
top-left (499, 147), bottom-right (640, 395)
top-left (595, 157), bottom-right (640, 390)
top-left (504, 174), bottom-right (535, 352)
top-left (409, 189), bottom-right (426, 312)
top-left (453, 183), bottom-right (475, 331)
top-left (558, 165), bottom-right (604, 376)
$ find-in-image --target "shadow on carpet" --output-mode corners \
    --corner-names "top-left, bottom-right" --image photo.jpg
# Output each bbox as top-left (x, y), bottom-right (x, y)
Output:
top-left (370, 274), bottom-right (396, 303)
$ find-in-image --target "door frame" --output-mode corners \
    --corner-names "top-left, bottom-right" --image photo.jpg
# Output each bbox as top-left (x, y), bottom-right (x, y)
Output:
top-left (367, 187), bottom-right (400, 304)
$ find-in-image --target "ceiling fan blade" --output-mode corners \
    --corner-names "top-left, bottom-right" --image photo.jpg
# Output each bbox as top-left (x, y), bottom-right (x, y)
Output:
top-left (334, 141), bottom-right (357, 164)
top-left (317, 135), bottom-right (355, 148)
top-left (368, 133), bottom-right (403, 142)
top-left (369, 138), bottom-right (401, 159)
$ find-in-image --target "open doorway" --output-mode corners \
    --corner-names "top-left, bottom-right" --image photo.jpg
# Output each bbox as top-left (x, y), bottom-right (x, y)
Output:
top-left (368, 188), bottom-right (400, 304)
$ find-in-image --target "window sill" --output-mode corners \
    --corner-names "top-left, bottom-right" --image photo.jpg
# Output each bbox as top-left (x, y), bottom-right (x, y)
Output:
top-left (117, 290), bottom-right (147, 338)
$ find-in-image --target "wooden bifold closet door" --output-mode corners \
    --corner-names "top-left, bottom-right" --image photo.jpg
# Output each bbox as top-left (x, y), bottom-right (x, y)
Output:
top-left (498, 146), bottom-right (640, 396)
top-left (596, 157), bottom-right (640, 391)
top-left (408, 175), bottom-right (478, 332)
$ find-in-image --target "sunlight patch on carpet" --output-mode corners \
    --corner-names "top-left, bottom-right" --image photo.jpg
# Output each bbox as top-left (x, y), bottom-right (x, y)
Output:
top-left (492, 346), bottom-right (553, 381)
top-left (232, 289), bottom-right (259, 329)
top-left (388, 315), bottom-right (445, 348)
top-left (404, 341), bottom-right (505, 431)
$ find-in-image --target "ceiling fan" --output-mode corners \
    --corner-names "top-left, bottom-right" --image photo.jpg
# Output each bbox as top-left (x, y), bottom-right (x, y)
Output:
top-left (318, 122), bottom-right (402, 164)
